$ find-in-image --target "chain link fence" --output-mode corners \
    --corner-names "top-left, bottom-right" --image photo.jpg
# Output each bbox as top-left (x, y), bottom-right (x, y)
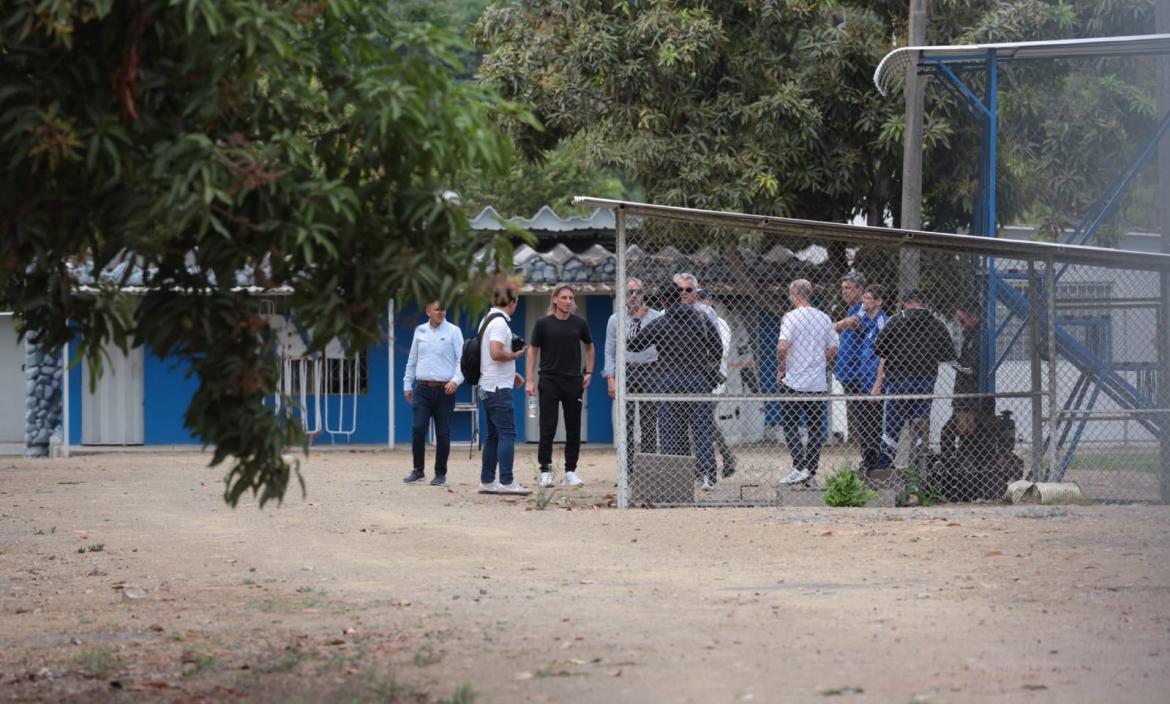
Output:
top-left (600, 203), bottom-right (1170, 509)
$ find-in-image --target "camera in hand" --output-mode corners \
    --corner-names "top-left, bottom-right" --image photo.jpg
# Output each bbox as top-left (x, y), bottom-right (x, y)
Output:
top-left (510, 335), bottom-right (527, 352)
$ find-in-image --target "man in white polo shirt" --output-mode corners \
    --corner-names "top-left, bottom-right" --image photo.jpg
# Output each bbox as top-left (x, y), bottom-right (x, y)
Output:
top-left (478, 281), bottom-right (530, 495)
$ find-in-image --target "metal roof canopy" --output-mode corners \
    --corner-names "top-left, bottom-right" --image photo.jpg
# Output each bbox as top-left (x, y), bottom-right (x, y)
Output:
top-left (874, 33), bottom-right (1170, 96)
top-left (571, 197), bottom-right (1170, 273)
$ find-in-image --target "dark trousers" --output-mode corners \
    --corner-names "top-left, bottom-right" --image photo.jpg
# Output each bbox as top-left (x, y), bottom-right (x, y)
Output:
top-left (411, 384), bottom-right (456, 476)
top-left (624, 366), bottom-right (658, 471)
top-left (537, 375), bottom-right (584, 473)
top-left (842, 379), bottom-right (882, 469)
top-left (877, 378), bottom-right (936, 470)
top-left (657, 372), bottom-right (716, 482)
top-left (778, 385), bottom-right (828, 475)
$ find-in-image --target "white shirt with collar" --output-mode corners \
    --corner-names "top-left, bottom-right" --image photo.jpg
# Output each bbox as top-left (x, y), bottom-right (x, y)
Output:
top-left (403, 319), bottom-right (464, 389)
top-left (479, 308), bottom-right (516, 392)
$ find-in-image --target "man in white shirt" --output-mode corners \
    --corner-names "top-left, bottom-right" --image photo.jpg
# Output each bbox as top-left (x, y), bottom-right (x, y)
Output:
top-left (478, 281), bottom-right (530, 495)
top-left (698, 288), bottom-right (736, 478)
top-left (776, 279), bottom-right (838, 486)
top-left (402, 301), bottom-right (463, 486)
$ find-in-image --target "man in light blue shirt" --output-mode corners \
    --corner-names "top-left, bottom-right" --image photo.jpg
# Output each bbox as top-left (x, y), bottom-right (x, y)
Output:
top-left (604, 278), bottom-right (663, 470)
top-left (402, 301), bottom-right (464, 486)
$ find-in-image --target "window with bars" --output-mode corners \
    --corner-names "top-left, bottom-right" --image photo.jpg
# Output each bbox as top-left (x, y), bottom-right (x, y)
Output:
top-left (286, 357), bottom-right (368, 395)
top-left (996, 280), bottom-right (1113, 362)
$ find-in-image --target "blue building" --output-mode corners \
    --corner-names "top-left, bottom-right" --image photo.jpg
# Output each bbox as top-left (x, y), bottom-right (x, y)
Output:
top-left (52, 206), bottom-right (623, 451)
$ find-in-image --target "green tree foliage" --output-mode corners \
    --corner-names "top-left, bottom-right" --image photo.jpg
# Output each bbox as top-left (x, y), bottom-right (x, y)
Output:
top-left (1, 0), bottom-right (531, 505)
top-left (455, 132), bottom-right (631, 216)
top-left (475, 1), bottom-right (1157, 242)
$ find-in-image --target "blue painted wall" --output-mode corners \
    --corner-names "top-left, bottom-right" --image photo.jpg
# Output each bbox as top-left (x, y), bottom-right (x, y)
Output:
top-left (585, 295), bottom-right (615, 444)
top-left (68, 330), bottom-right (393, 446)
top-left (143, 352), bottom-right (199, 443)
top-left (66, 341), bottom-right (81, 446)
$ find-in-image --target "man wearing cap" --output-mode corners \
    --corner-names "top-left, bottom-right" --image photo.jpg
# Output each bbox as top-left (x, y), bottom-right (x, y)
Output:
top-left (870, 289), bottom-right (956, 477)
top-left (604, 278), bottom-right (664, 471)
top-left (402, 301), bottom-right (464, 486)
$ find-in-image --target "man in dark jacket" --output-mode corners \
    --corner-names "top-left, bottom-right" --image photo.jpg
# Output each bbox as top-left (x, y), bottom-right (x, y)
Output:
top-left (870, 290), bottom-right (956, 475)
top-left (939, 299), bottom-right (995, 459)
top-left (629, 298), bottom-right (723, 489)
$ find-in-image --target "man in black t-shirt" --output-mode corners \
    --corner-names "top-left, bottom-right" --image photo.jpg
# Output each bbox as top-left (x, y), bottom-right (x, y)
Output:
top-left (526, 283), bottom-right (595, 488)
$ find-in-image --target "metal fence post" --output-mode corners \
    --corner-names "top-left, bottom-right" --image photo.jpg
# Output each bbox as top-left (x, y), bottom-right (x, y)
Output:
top-left (1028, 259), bottom-right (1043, 479)
top-left (1160, 269), bottom-right (1170, 503)
top-left (1046, 256), bottom-right (1059, 481)
top-left (615, 208), bottom-right (629, 510)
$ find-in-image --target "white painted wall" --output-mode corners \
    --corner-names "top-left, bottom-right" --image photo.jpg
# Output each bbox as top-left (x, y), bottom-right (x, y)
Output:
top-left (81, 344), bottom-right (144, 445)
top-left (0, 315), bottom-right (25, 443)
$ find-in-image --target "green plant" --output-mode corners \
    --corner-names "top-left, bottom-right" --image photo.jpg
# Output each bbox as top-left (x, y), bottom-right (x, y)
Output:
top-left (182, 653), bottom-right (219, 678)
top-left (1019, 507), bottom-right (1069, 519)
top-left (443, 683), bottom-right (479, 704)
top-left (530, 465), bottom-right (558, 511)
top-left (896, 468), bottom-right (945, 507)
top-left (821, 685), bottom-right (865, 695)
top-left (77, 645), bottom-right (119, 677)
top-left (413, 645), bottom-right (444, 667)
top-left (823, 469), bottom-right (876, 508)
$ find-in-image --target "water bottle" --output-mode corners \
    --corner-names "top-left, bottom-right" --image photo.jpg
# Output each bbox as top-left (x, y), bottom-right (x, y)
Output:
top-left (527, 395), bottom-right (538, 419)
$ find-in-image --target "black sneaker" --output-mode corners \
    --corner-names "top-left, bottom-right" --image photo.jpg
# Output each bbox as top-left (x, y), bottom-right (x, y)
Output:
top-left (430, 475), bottom-right (448, 487)
top-left (403, 470), bottom-right (426, 484)
top-left (721, 459), bottom-right (737, 479)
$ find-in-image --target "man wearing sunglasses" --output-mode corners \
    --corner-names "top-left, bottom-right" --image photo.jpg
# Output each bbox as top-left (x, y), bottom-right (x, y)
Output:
top-left (604, 278), bottom-right (664, 472)
top-left (629, 274), bottom-right (725, 490)
top-left (673, 272), bottom-right (719, 327)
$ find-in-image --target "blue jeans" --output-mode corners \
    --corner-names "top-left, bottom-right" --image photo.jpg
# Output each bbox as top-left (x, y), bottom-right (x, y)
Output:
top-left (877, 378), bottom-right (936, 469)
top-left (411, 384), bottom-right (456, 476)
top-left (480, 387), bottom-right (516, 485)
top-left (656, 372), bottom-right (716, 482)
top-left (778, 385), bottom-right (828, 475)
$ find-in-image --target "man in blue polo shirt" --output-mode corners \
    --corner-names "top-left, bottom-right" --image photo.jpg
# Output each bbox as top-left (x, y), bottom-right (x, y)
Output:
top-left (402, 301), bottom-right (464, 486)
top-left (833, 273), bottom-right (868, 465)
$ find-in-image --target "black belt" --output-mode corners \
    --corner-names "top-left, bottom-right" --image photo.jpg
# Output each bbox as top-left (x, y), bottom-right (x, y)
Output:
top-left (418, 380), bottom-right (446, 388)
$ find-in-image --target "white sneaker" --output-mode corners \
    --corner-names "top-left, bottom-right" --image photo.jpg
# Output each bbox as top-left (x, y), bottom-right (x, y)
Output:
top-left (478, 482), bottom-right (503, 494)
top-left (498, 482), bottom-right (532, 495)
top-left (700, 477), bottom-right (715, 491)
top-left (779, 468), bottom-right (811, 485)
top-left (539, 471), bottom-right (554, 487)
top-left (562, 471), bottom-right (584, 487)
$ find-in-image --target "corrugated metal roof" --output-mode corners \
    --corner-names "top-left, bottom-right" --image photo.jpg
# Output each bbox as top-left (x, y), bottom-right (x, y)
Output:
top-left (469, 205), bottom-right (615, 232)
top-left (875, 33), bottom-right (1170, 96)
top-left (574, 197), bottom-right (1170, 272)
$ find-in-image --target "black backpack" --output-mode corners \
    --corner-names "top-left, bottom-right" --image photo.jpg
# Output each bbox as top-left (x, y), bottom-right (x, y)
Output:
top-left (460, 312), bottom-right (505, 386)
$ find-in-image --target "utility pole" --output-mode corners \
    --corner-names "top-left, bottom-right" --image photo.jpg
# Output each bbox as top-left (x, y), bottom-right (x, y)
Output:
top-left (1156, 0), bottom-right (1170, 502)
top-left (899, 0), bottom-right (927, 293)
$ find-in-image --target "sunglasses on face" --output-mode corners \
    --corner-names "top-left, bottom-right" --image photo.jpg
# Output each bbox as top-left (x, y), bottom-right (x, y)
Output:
top-left (676, 286), bottom-right (694, 293)
top-left (626, 289), bottom-right (642, 295)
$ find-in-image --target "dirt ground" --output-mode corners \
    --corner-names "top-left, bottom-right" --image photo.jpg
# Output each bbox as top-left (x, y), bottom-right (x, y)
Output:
top-left (1, 447), bottom-right (1168, 703)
